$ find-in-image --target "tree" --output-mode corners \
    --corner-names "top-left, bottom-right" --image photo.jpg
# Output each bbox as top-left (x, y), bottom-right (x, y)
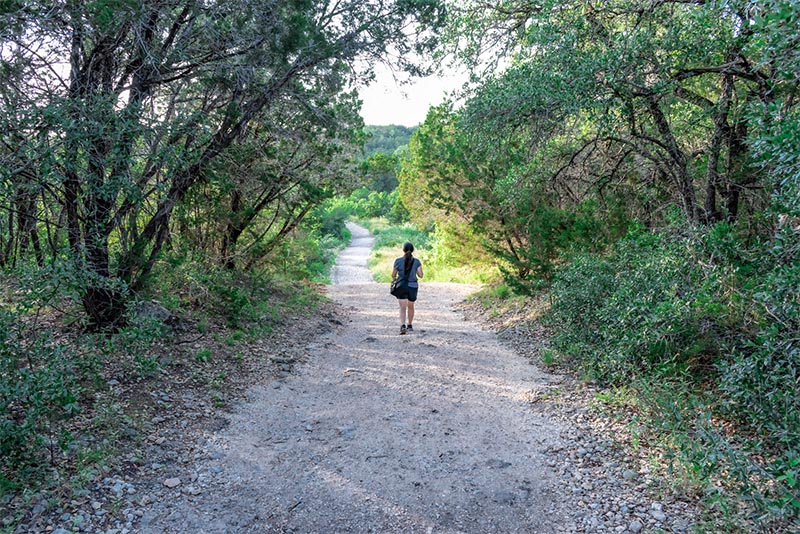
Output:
top-left (442, 0), bottom-right (779, 224)
top-left (0, 0), bottom-right (445, 327)
top-left (199, 90), bottom-right (364, 270)
top-left (397, 0), bottom-right (800, 289)
top-left (363, 124), bottom-right (417, 156)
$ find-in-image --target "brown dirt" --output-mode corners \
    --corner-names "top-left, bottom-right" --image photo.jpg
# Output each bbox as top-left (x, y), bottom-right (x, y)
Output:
top-left (15, 223), bottom-right (707, 534)
top-left (134, 222), bottom-right (572, 533)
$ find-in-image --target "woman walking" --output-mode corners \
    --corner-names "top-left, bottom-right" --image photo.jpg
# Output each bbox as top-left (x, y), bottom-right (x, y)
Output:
top-left (391, 242), bottom-right (423, 335)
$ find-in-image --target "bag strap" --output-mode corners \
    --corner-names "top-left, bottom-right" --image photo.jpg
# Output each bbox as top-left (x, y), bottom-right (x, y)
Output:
top-left (403, 257), bottom-right (414, 281)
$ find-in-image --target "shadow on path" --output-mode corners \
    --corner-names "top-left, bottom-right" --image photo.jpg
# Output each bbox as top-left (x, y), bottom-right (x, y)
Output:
top-left (140, 221), bottom-right (569, 533)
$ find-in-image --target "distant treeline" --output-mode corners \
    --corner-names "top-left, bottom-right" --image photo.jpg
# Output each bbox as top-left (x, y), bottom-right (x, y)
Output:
top-left (363, 125), bottom-right (417, 156)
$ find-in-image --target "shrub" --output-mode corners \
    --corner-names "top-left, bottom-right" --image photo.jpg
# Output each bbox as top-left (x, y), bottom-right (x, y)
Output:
top-left (316, 201), bottom-right (352, 243)
top-left (546, 221), bottom-right (800, 526)
top-left (0, 310), bottom-right (83, 492)
top-left (546, 228), bottom-right (723, 383)
top-left (489, 201), bottom-right (621, 295)
top-left (719, 227), bottom-right (800, 448)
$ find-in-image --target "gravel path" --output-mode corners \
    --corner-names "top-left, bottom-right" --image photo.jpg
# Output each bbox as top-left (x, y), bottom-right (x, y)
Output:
top-left (138, 223), bottom-right (571, 532)
top-left (129, 223), bottom-right (703, 534)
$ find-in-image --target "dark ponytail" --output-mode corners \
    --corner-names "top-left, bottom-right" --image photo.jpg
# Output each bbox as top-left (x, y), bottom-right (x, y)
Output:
top-left (403, 242), bottom-right (414, 274)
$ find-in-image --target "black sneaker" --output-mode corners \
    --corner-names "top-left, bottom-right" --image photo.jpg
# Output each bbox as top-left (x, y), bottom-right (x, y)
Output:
top-left (406, 325), bottom-right (413, 332)
top-left (400, 325), bottom-right (407, 335)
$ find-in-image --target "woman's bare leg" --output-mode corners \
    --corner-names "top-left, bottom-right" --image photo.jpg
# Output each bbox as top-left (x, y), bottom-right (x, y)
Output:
top-left (398, 299), bottom-right (408, 325)
top-left (407, 301), bottom-right (415, 326)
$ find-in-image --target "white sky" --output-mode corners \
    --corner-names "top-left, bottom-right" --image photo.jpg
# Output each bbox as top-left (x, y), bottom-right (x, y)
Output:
top-left (359, 64), bottom-right (469, 127)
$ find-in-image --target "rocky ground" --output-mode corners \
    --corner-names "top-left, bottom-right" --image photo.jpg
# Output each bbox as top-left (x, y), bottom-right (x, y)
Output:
top-left (462, 302), bottom-right (707, 534)
top-left (13, 223), bottom-right (709, 533)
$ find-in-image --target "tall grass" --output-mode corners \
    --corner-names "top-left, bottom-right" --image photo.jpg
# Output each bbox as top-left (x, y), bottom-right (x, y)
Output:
top-left (361, 218), bottom-right (499, 285)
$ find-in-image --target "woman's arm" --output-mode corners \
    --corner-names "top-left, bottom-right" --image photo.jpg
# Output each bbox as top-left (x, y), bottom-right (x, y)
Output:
top-left (391, 267), bottom-right (398, 280)
top-left (416, 264), bottom-right (423, 278)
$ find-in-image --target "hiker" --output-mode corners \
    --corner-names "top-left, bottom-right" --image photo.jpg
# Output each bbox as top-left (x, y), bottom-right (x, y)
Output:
top-left (391, 242), bottom-right (423, 335)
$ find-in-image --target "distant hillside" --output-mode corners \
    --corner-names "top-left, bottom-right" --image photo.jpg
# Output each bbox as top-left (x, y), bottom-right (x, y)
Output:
top-left (364, 124), bottom-right (417, 156)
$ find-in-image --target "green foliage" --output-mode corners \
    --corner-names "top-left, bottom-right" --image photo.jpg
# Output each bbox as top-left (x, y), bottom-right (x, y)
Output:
top-left (398, 102), bottom-right (628, 292)
top-left (363, 219), bottom-right (498, 284)
top-left (0, 265), bottom-right (172, 495)
top-left (470, 283), bottom-right (515, 308)
top-left (348, 187), bottom-right (398, 219)
top-left (0, 306), bottom-right (84, 493)
top-left (105, 310), bottom-right (166, 378)
top-left (491, 202), bottom-right (614, 294)
top-left (422, 221), bottom-right (499, 284)
top-left (635, 377), bottom-right (799, 528)
top-left (547, 227), bottom-right (729, 383)
top-left (195, 348), bottom-right (212, 363)
top-left (296, 200), bottom-right (358, 282)
top-left (540, 348), bottom-right (555, 367)
top-left (226, 330), bottom-right (245, 345)
top-left (366, 221), bottom-right (431, 251)
top-left (360, 152), bottom-right (401, 193)
top-left (718, 230), bottom-right (800, 447)
top-left (748, 0), bottom-right (800, 217)
top-left (363, 125), bottom-right (417, 155)
top-left (0, 0), bottom-right (446, 326)
top-left (489, 284), bottom-right (512, 300)
top-left (0, 319), bottom-right (81, 481)
top-left (715, 10), bottom-right (800, 509)
top-left (311, 200), bottom-right (352, 244)
top-left (547, 222), bottom-right (800, 526)
top-left (321, 188), bottom-right (401, 224)
top-left (147, 256), bottom-right (323, 328)
top-left (409, 0), bottom-right (800, 296)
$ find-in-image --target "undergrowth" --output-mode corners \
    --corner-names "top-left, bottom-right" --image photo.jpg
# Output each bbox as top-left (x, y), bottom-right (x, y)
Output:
top-left (361, 218), bottom-right (499, 284)
top-left (0, 257), bottom-right (326, 530)
top-left (544, 222), bottom-right (800, 529)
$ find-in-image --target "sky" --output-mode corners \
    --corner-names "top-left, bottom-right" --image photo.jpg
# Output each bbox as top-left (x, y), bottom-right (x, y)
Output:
top-left (358, 64), bottom-right (469, 127)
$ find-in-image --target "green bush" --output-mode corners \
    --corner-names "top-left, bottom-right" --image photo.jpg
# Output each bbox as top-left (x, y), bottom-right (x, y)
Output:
top-left (369, 223), bottom-right (431, 251)
top-left (546, 228), bottom-right (723, 383)
top-left (390, 190), bottom-right (409, 222)
top-left (719, 227), bottom-right (800, 446)
top-left (317, 188), bottom-right (398, 224)
top-left (344, 187), bottom-right (397, 220)
top-left (489, 201), bottom-right (621, 295)
top-left (315, 200), bottom-right (352, 243)
top-left (0, 310), bottom-right (82, 492)
top-left (546, 221), bottom-right (800, 525)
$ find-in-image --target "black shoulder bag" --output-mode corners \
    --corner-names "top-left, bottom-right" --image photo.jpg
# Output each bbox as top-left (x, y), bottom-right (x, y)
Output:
top-left (390, 258), bottom-right (412, 296)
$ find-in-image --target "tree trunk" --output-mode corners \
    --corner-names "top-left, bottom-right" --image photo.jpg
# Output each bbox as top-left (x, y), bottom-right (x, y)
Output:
top-left (1, 206), bottom-right (14, 267)
top-left (63, 170), bottom-right (82, 256)
top-left (646, 94), bottom-right (698, 223)
top-left (221, 189), bottom-right (244, 270)
top-left (82, 286), bottom-right (126, 330)
top-left (29, 225), bottom-right (43, 267)
top-left (221, 182), bottom-right (293, 270)
top-left (704, 74), bottom-right (733, 223)
top-left (242, 202), bottom-right (316, 272)
top-left (724, 118), bottom-right (748, 222)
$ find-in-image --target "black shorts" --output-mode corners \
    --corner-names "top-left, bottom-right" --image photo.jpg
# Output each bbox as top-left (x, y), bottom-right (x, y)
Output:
top-left (396, 286), bottom-right (418, 302)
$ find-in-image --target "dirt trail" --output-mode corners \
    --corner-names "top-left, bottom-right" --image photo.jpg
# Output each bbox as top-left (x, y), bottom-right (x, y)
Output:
top-left (140, 223), bottom-right (570, 533)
